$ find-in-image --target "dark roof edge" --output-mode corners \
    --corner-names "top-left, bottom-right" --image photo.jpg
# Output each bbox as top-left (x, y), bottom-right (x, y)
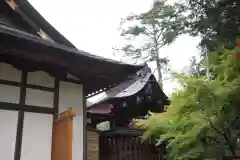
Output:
top-left (6, 1), bottom-right (145, 68)
top-left (87, 75), bottom-right (152, 109)
top-left (87, 74), bottom-right (170, 109)
top-left (0, 25), bottom-right (146, 69)
top-left (86, 66), bottom-right (167, 109)
top-left (13, 0), bottom-right (76, 47)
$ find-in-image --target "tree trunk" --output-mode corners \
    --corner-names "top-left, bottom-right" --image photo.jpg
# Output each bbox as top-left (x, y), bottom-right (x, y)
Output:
top-left (152, 24), bottom-right (163, 88)
top-left (156, 55), bottom-right (163, 88)
top-left (209, 117), bottom-right (237, 156)
top-left (223, 133), bottom-right (237, 156)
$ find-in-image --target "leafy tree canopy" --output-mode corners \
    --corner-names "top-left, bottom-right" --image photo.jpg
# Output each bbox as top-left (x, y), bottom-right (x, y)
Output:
top-left (152, 0), bottom-right (240, 52)
top-left (134, 47), bottom-right (240, 159)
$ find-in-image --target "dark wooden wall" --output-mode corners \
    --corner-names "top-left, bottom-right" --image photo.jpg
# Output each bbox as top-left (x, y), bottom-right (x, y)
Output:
top-left (99, 132), bottom-right (164, 160)
top-left (87, 129), bottom-right (99, 160)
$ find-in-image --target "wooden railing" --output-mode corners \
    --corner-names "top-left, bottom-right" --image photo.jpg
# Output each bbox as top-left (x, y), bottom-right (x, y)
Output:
top-left (99, 132), bottom-right (164, 160)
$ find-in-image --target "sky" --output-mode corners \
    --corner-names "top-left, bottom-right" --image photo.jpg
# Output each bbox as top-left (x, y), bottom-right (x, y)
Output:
top-left (28, 0), bottom-right (201, 99)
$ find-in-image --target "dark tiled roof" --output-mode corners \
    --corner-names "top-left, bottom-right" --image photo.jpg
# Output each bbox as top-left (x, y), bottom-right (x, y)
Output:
top-left (87, 67), bottom-right (169, 108)
top-left (2, 0), bottom-right (145, 68)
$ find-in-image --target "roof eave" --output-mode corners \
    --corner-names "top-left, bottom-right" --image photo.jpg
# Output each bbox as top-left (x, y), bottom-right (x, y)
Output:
top-left (11, 0), bottom-right (76, 47)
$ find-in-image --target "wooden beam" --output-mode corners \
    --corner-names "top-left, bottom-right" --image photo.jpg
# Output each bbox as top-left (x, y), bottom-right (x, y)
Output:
top-left (14, 71), bottom-right (27, 160)
top-left (0, 79), bottom-right (20, 87)
top-left (53, 78), bottom-right (60, 115)
top-left (83, 87), bottom-right (87, 160)
top-left (0, 102), bottom-right (55, 114)
top-left (61, 77), bottom-right (82, 85)
top-left (26, 83), bottom-right (55, 92)
top-left (14, 111), bottom-right (24, 160)
top-left (51, 78), bottom-right (60, 160)
top-left (0, 79), bottom-right (55, 92)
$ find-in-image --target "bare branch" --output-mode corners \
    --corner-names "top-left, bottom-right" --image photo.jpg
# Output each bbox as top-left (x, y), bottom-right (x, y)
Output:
top-left (205, 117), bottom-right (224, 136)
top-left (227, 116), bottom-right (239, 135)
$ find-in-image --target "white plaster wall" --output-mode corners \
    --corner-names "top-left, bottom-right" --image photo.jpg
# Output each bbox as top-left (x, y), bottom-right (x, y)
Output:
top-left (0, 62), bottom-right (22, 82)
top-left (0, 64), bottom-right (54, 160)
top-left (21, 113), bottom-right (53, 160)
top-left (25, 89), bottom-right (53, 107)
top-left (59, 81), bottom-right (83, 160)
top-left (25, 71), bottom-right (54, 108)
top-left (0, 110), bottom-right (18, 160)
top-left (0, 63), bottom-right (21, 104)
top-left (27, 71), bottom-right (54, 88)
top-left (0, 84), bottom-right (20, 103)
top-left (0, 63), bottom-right (84, 160)
top-left (0, 63), bottom-right (55, 107)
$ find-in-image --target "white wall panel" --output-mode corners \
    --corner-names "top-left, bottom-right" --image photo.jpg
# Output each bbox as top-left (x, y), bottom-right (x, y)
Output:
top-left (0, 62), bottom-right (22, 82)
top-left (59, 82), bottom-right (83, 115)
top-left (0, 84), bottom-right (20, 103)
top-left (72, 115), bottom-right (83, 160)
top-left (21, 113), bottom-right (53, 160)
top-left (27, 71), bottom-right (54, 88)
top-left (0, 110), bottom-right (18, 160)
top-left (59, 81), bottom-right (83, 160)
top-left (25, 89), bottom-right (53, 108)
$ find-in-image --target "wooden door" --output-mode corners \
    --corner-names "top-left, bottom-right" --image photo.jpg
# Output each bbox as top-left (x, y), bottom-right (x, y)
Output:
top-left (51, 107), bottom-right (76, 160)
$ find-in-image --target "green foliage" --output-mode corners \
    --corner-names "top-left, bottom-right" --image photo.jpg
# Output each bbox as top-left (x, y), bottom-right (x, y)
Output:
top-left (134, 48), bottom-right (240, 159)
top-left (149, 0), bottom-right (240, 52)
top-left (188, 56), bottom-right (207, 77)
top-left (143, 0), bottom-right (240, 78)
top-left (96, 121), bottom-right (110, 131)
